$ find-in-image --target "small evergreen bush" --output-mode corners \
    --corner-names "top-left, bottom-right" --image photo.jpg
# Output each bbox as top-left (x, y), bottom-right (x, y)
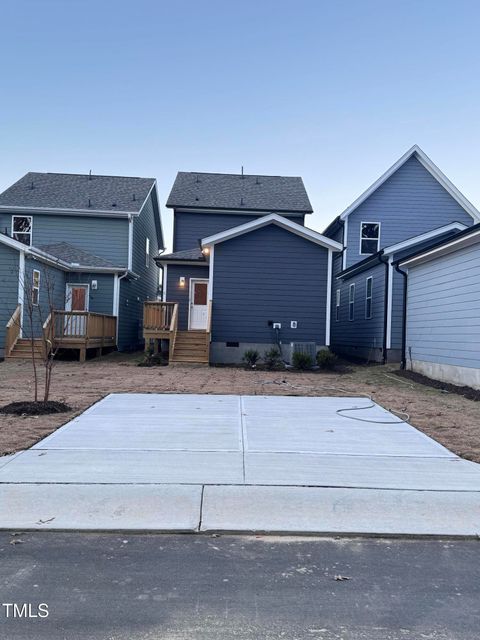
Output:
top-left (292, 351), bottom-right (314, 370)
top-left (264, 347), bottom-right (282, 370)
top-left (242, 349), bottom-right (261, 368)
top-left (316, 349), bottom-right (338, 370)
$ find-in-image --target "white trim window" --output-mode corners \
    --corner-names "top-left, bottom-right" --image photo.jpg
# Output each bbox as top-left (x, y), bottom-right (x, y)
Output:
top-left (335, 289), bottom-right (341, 321)
top-left (348, 283), bottom-right (355, 321)
top-left (145, 237), bottom-right (150, 268)
top-left (12, 215), bottom-right (33, 246)
top-left (360, 222), bottom-right (380, 255)
top-left (32, 269), bottom-right (40, 306)
top-left (365, 276), bottom-right (373, 319)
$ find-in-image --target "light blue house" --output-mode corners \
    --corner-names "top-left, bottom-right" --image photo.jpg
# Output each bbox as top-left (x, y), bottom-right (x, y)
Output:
top-left (155, 172), bottom-right (342, 363)
top-left (0, 172), bottom-right (163, 360)
top-left (323, 146), bottom-right (480, 362)
top-left (398, 224), bottom-right (480, 389)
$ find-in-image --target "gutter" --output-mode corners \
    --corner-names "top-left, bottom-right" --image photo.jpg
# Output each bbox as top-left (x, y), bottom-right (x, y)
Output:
top-left (394, 262), bottom-right (408, 370)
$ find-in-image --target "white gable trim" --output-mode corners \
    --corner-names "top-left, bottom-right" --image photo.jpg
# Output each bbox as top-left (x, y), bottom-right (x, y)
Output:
top-left (339, 145), bottom-right (480, 223)
top-left (383, 222), bottom-right (468, 256)
top-left (201, 213), bottom-right (343, 251)
top-left (400, 228), bottom-right (480, 268)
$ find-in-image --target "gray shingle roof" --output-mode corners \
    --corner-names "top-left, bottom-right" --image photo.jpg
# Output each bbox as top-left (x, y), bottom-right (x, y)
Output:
top-left (0, 172), bottom-right (155, 213)
top-left (38, 242), bottom-right (121, 269)
top-left (166, 172), bottom-right (313, 213)
top-left (158, 247), bottom-right (205, 262)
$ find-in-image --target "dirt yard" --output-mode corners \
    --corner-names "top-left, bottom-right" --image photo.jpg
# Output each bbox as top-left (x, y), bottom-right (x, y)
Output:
top-left (0, 352), bottom-right (479, 461)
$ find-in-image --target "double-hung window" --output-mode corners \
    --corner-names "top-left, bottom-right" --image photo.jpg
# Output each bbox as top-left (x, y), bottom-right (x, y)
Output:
top-left (348, 283), bottom-right (355, 321)
top-left (12, 215), bottom-right (33, 246)
top-left (360, 222), bottom-right (380, 254)
top-left (335, 289), bottom-right (340, 321)
top-left (365, 277), bottom-right (373, 319)
top-left (32, 270), bottom-right (40, 306)
top-left (145, 238), bottom-right (150, 268)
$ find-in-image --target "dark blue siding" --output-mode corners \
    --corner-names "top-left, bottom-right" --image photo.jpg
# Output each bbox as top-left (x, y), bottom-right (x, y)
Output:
top-left (212, 225), bottom-right (328, 344)
top-left (65, 273), bottom-right (114, 316)
top-left (330, 261), bottom-right (386, 353)
top-left (23, 258), bottom-right (66, 338)
top-left (166, 264), bottom-right (209, 330)
top-left (174, 211), bottom-right (305, 252)
top-left (345, 156), bottom-right (474, 268)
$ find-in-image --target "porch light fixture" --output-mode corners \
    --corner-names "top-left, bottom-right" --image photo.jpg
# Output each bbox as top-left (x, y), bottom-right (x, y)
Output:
top-left (179, 276), bottom-right (186, 287)
top-left (202, 247), bottom-right (210, 256)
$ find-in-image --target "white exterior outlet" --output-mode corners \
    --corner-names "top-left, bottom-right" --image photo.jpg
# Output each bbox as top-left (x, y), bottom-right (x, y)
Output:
top-left (91, 280), bottom-right (98, 290)
top-left (291, 321), bottom-right (297, 329)
top-left (273, 322), bottom-right (281, 329)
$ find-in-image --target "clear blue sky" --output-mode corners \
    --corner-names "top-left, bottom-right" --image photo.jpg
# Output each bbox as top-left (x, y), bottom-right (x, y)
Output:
top-left (1, 0), bottom-right (479, 249)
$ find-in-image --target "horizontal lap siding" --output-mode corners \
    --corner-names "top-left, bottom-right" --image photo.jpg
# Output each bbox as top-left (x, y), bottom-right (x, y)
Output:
top-left (0, 244), bottom-right (20, 354)
top-left (166, 264), bottom-right (209, 330)
top-left (331, 262), bottom-right (385, 349)
top-left (0, 213), bottom-right (129, 267)
top-left (406, 243), bottom-right (480, 368)
top-left (345, 156), bottom-right (473, 268)
top-left (117, 194), bottom-right (161, 350)
top-left (65, 273), bottom-right (114, 315)
top-left (23, 258), bottom-right (65, 338)
top-left (174, 211), bottom-right (305, 252)
top-left (212, 225), bottom-right (328, 343)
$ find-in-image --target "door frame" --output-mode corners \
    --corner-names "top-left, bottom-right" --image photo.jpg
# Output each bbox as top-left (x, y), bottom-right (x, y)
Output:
top-left (188, 278), bottom-right (209, 330)
top-left (65, 283), bottom-right (90, 312)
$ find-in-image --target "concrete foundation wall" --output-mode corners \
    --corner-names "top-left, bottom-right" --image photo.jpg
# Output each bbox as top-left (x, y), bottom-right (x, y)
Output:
top-left (409, 359), bottom-right (480, 390)
top-left (210, 342), bottom-right (326, 365)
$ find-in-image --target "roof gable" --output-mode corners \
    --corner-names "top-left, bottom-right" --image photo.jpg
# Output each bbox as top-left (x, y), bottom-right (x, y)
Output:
top-left (0, 172), bottom-right (156, 216)
top-left (166, 172), bottom-right (313, 213)
top-left (339, 145), bottom-right (480, 223)
top-left (201, 213), bottom-right (342, 251)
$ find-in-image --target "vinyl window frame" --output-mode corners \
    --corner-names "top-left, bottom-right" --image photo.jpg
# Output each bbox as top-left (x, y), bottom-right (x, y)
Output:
top-left (359, 221), bottom-right (381, 255)
top-left (348, 283), bottom-right (355, 321)
top-left (32, 269), bottom-right (40, 306)
top-left (335, 288), bottom-right (341, 322)
top-left (365, 276), bottom-right (373, 319)
top-left (12, 215), bottom-right (33, 247)
top-left (145, 237), bottom-right (150, 268)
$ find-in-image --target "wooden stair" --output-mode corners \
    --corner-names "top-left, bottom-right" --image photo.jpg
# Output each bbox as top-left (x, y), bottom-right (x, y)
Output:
top-left (170, 331), bottom-right (209, 364)
top-left (7, 338), bottom-right (44, 360)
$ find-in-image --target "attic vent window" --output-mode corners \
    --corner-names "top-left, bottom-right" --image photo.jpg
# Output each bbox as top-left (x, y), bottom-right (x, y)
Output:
top-left (360, 222), bottom-right (380, 255)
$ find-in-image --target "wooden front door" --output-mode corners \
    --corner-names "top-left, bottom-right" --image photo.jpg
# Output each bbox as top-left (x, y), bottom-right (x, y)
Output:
top-left (189, 279), bottom-right (209, 330)
top-left (65, 284), bottom-right (89, 336)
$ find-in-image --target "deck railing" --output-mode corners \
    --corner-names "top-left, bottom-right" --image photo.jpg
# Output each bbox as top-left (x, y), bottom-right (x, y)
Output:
top-left (143, 301), bottom-right (177, 332)
top-left (5, 304), bottom-right (21, 357)
top-left (53, 311), bottom-right (117, 344)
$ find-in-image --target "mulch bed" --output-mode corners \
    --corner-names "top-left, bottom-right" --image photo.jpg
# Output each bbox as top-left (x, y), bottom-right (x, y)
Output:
top-left (0, 400), bottom-right (72, 416)
top-left (396, 370), bottom-right (480, 402)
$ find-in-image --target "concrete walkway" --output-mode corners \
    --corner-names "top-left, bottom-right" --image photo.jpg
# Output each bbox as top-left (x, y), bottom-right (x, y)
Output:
top-left (1, 393), bottom-right (480, 535)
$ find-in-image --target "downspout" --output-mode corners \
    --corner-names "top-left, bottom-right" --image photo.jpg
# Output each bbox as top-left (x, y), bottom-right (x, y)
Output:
top-left (394, 262), bottom-right (408, 370)
top-left (378, 251), bottom-right (389, 364)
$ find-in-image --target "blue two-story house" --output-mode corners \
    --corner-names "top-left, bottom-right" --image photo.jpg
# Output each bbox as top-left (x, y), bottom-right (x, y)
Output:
top-left (324, 145), bottom-right (480, 362)
top-left (0, 172), bottom-right (163, 360)
top-left (154, 172), bottom-right (342, 364)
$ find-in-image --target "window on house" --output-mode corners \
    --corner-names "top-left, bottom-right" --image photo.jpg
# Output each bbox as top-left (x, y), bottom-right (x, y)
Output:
top-left (365, 277), bottom-right (373, 319)
top-left (145, 237), bottom-right (150, 268)
top-left (12, 215), bottom-right (32, 246)
top-left (32, 269), bottom-right (40, 306)
top-left (348, 283), bottom-right (355, 321)
top-left (335, 289), bottom-right (341, 321)
top-left (360, 222), bottom-right (380, 254)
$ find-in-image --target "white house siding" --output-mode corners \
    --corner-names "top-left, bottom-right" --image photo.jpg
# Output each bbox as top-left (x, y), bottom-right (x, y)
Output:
top-left (405, 242), bottom-right (480, 389)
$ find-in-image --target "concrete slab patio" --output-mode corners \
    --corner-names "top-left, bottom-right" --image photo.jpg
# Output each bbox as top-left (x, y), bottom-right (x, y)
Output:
top-left (0, 393), bottom-right (479, 535)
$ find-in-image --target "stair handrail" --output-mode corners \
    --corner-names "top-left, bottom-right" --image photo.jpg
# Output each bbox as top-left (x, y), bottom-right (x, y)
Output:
top-left (5, 304), bottom-right (21, 357)
top-left (169, 303), bottom-right (179, 360)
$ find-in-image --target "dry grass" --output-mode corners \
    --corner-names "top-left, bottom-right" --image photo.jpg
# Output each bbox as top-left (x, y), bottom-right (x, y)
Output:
top-left (0, 352), bottom-right (479, 461)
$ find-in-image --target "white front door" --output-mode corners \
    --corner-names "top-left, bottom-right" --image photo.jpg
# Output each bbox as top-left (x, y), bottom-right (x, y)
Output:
top-left (189, 279), bottom-right (209, 330)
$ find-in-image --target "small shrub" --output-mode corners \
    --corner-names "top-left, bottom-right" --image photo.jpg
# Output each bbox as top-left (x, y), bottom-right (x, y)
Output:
top-left (242, 349), bottom-right (261, 368)
top-left (137, 353), bottom-right (168, 367)
top-left (264, 347), bottom-right (282, 370)
top-left (316, 349), bottom-right (338, 370)
top-left (291, 351), bottom-right (314, 370)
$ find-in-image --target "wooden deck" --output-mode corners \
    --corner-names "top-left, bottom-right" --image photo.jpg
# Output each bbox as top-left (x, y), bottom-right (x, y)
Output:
top-left (143, 301), bottom-right (211, 364)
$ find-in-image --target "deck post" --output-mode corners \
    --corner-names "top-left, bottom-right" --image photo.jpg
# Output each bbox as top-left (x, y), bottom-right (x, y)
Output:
top-left (79, 347), bottom-right (86, 363)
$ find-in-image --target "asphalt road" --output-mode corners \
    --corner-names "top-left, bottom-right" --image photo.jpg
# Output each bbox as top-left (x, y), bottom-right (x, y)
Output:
top-left (0, 533), bottom-right (479, 639)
